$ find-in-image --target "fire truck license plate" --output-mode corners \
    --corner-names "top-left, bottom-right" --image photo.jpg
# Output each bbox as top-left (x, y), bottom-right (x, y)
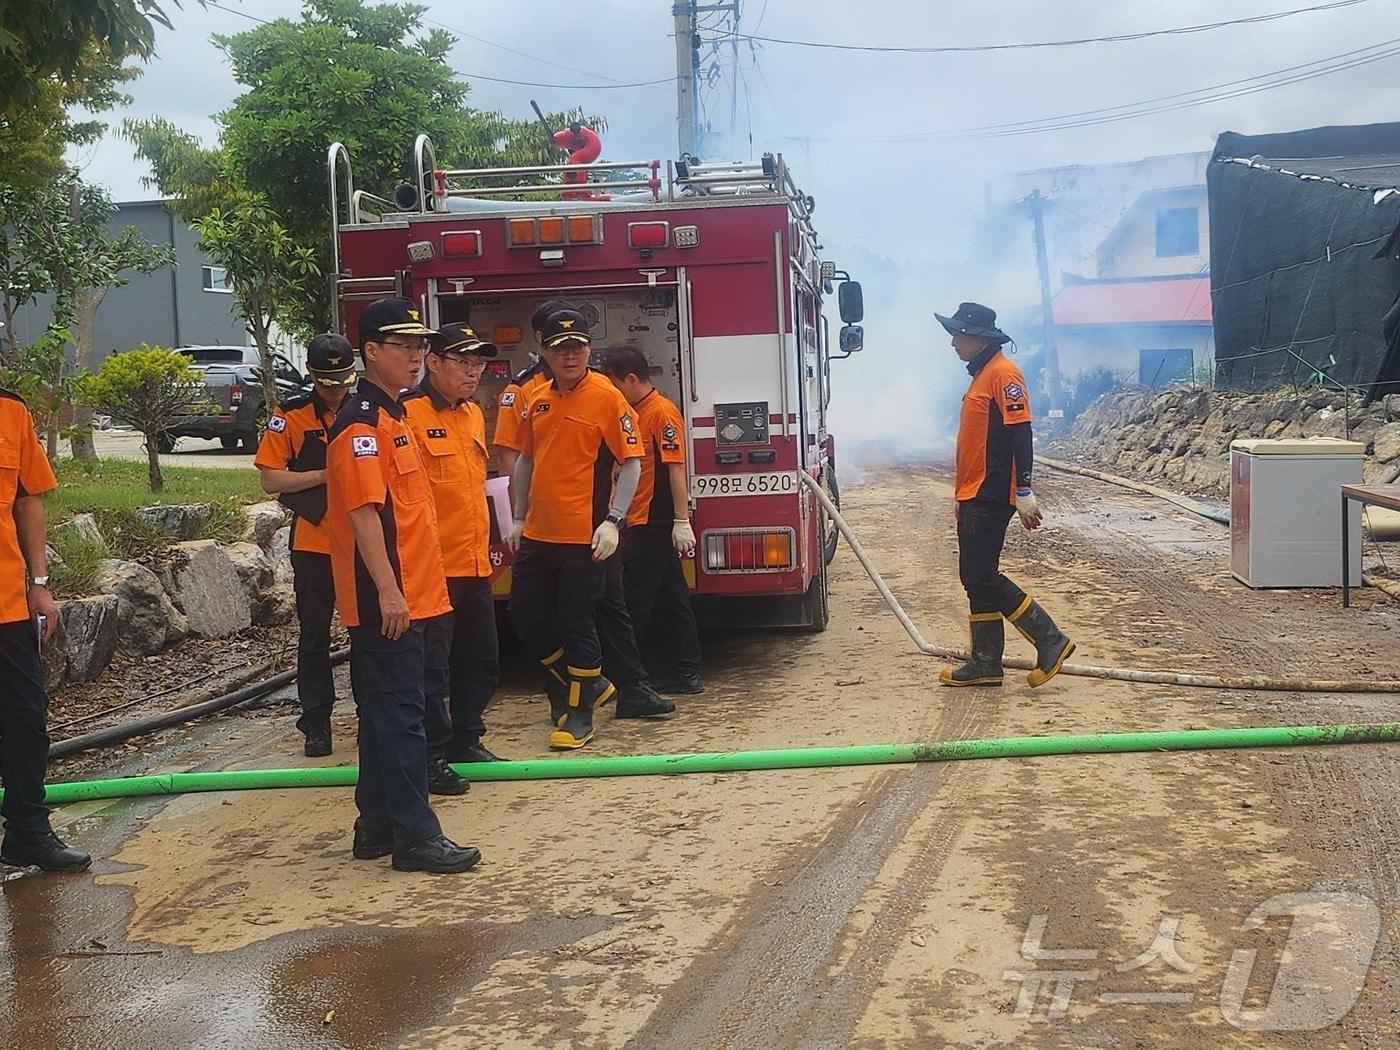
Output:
top-left (690, 472), bottom-right (799, 498)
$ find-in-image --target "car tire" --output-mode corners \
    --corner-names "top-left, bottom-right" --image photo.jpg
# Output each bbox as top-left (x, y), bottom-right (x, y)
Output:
top-left (220, 436), bottom-right (240, 451)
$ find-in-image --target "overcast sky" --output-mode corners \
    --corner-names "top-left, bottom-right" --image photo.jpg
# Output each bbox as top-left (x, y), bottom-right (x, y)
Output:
top-left (68, 0), bottom-right (1400, 447)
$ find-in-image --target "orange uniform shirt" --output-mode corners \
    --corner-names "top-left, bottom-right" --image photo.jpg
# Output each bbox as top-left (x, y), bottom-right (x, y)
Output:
top-left (403, 379), bottom-right (492, 578)
top-left (252, 391), bottom-right (339, 555)
top-left (0, 390), bottom-right (57, 625)
top-left (325, 380), bottom-right (450, 628)
top-left (627, 389), bottom-right (686, 527)
top-left (520, 370), bottom-right (643, 545)
top-left (493, 366), bottom-right (551, 452)
top-left (956, 350), bottom-right (1034, 504)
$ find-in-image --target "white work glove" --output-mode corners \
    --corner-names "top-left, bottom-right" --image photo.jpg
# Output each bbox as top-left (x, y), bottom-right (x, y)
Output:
top-left (507, 519), bottom-right (526, 553)
top-left (672, 518), bottom-right (696, 556)
top-left (1015, 488), bottom-right (1043, 531)
top-left (591, 519), bottom-right (620, 561)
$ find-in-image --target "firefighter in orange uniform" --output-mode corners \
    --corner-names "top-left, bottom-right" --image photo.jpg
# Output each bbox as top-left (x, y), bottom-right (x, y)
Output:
top-left (254, 333), bottom-right (356, 757)
top-left (0, 389), bottom-right (90, 873)
top-left (601, 346), bottom-right (704, 694)
top-left (935, 302), bottom-right (1075, 689)
top-left (403, 322), bottom-right (506, 775)
top-left (492, 298), bottom-right (566, 475)
top-left (325, 297), bottom-right (479, 874)
top-left (506, 309), bottom-right (659, 749)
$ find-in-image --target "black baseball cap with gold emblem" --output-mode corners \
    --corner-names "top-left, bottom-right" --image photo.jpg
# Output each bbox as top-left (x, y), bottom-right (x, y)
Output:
top-left (358, 296), bottom-right (440, 346)
top-left (434, 322), bottom-right (498, 358)
top-left (540, 309), bottom-right (591, 348)
top-left (305, 333), bottom-right (357, 386)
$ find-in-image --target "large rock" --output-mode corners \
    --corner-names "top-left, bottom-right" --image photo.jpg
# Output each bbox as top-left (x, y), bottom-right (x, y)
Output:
top-left (243, 500), bottom-right (289, 548)
top-left (58, 594), bottom-right (120, 683)
top-left (1374, 421), bottom-right (1400, 463)
top-left (95, 558), bottom-right (188, 656)
top-left (158, 540), bottom-right (251, 637)
top-left (52, 512), bottom-right (105, 549)
top-left (41, 620), bottom-right (69, 692)
top-left (137, 503), bottom-right (212, 540)
top-left (225, 541), bottom-right (294, 625)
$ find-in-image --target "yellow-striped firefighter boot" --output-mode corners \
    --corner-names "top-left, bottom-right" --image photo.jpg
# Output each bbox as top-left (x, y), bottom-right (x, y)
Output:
top-left (543, 650), bottom-right (615, 727)
top-left (548, 667), bottom-right (600, 750)
top-left (938, 613), bottom-right (1005, 687)
top-left (1007, 596), bottom-right (1076, 687)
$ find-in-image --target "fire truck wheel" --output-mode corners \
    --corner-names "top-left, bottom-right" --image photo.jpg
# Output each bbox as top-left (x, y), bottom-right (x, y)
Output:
top-left (822, 466), bottom-right (841, 565)
top-left (800, 558), bottom-right (830, 633)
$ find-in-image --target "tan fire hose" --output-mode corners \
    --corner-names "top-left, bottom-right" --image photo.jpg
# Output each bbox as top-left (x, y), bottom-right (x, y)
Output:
top-left (800, 473), bottom-right (1400, 695)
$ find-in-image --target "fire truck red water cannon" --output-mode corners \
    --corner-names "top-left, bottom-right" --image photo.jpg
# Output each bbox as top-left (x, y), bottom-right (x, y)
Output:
top-left (326, 128), bottom-right (865, 630)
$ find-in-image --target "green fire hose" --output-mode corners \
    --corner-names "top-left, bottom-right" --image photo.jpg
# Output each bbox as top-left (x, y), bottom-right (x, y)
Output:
top-left (13, 722), bottom-right (1400, 809)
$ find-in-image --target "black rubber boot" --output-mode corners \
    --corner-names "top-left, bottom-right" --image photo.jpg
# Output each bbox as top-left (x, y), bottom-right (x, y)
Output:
top-left (615, 681), bottom-right (677, 718)
top-left (549, 669), bottom-right (598, 750)
top-left (939, 615), bottom-right (1005, 687)
top-left (1008, 598), bottom-right (1076, 688)
top-left (301, 714), bottom-right (332, 758)
top-left (546, 665), bottom-right (614, 725)
top-left (352, 818), bottom-right (394, 860)
top-left (0, 829), bottom-right (92, 873)
top-left (427, 757), bottom-right (470, 796)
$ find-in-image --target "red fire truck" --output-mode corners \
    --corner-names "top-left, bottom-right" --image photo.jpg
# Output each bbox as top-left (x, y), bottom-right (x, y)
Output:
top-left (326, 133), bottom-right (864, 630)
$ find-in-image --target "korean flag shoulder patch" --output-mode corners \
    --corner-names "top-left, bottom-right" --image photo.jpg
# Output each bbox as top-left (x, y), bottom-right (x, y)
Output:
top-left (500, 391), bottom-right (516, 408)
top-left (351, 434), bottom-right (378, 458)
top-left (267, 414), bottom-right (287, 433)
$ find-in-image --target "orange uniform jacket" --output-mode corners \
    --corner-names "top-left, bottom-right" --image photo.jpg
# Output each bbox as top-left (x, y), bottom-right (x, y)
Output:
top-left (956, 349), bottom-right (1034, 505)
top-left (325, 380), bottom-right (451, 627)
top-left (403, 379), bottom-right (493, 578)
top-left (627, 389), bottom-right (686, 527)
top-left (519, 370), bottom-right (643, 545)
top-left (252, 391), bottom-right (338, 555)
top-left (493, 365), bottom-right (552, 452)
top-left (0, 390), bottom-right (57, 625)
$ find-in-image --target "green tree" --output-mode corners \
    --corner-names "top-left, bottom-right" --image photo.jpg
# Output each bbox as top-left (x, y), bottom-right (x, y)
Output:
top-left (131, 0), bottom-right (599, 335)
top-left (83, 345), bottom-right (201, 492)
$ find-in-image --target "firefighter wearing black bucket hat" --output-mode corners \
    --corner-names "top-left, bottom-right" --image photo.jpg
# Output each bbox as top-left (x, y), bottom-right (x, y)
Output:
top-left (935, 302), bottom-right (1075, 689)
top-left (254, 333), bottom-right (356, 757)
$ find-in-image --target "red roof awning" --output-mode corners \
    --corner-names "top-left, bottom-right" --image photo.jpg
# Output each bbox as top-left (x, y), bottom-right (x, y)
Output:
top-left (1049, 276), bottom-right (1212, 326)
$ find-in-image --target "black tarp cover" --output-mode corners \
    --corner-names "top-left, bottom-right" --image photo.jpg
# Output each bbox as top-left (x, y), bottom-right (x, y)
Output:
top-left (1209, 123), bottom-right (1400, 400)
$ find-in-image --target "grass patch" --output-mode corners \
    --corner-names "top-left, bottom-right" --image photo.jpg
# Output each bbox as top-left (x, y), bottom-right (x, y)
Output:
top-left (49, 532), bottom-right (110, 599)
top-left (45, 457), bottom-right (265, 565)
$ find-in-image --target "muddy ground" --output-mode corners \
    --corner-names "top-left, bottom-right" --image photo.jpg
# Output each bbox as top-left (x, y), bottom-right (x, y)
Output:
top-left (3, 461), bottom-right (1399, 1049)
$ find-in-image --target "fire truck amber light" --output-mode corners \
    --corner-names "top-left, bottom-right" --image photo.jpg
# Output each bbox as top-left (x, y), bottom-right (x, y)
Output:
top-left (628, 222), bottom-right (669, 249)
top-left (508, 218), bottom-right (535, 247)
top-left (567, 215), bottom-right (597, 243)
top-left (441, 231), bottom-right (481, 257)
top-left (537, 217), bottom-right (566, 245)
top-left (493, 325), bottom-right (523, 345)
top-left (702, 529), bottom-right (794, 573)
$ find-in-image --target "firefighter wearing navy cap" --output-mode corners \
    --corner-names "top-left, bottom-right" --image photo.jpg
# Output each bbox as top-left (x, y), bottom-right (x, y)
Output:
top-left (324, 297), bottom-right (479, 874)
top-left (493, 299), bottom-right (566, 475)
top-left (935, 302), bottom-right (1075, 689)
top-left (403, 322), bottom-right (506, 784)
top-left (254, 333), bottom-right (356, 757)
top-left (507, 309), bottom-right (670, 749)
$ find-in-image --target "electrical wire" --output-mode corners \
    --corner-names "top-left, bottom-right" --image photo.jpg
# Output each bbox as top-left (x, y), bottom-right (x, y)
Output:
top-left (423, 16), bottom-right (625, 84)
top-left (737, 0), bottom-right (1369, 54)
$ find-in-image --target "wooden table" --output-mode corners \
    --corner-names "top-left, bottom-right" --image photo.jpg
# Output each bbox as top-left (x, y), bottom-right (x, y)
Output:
top-left (1341, 484), bottom-right (1400, 606)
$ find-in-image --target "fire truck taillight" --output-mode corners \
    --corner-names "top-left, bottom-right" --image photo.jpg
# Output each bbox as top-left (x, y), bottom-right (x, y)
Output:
top-left (508, 218), bottom-right (535, 247)
top-left (441, 230), bottom-right (482, 257)
top-left (702, 528), bottom-right (795, 573)
top-left (627, 221), bottom-right (669, 250)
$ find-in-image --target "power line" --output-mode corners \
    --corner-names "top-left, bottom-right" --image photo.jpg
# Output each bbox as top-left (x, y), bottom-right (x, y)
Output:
top-left (454, 71), bottom-right (677, 90)
top-left (788, 38), bottom-right (1400, 142)
top-left (423, 16), bottom-right (625, 84)
top-left (737, 0), bottom-right (1369, 54)
top-left (753, 0), bottom-right (772, 34)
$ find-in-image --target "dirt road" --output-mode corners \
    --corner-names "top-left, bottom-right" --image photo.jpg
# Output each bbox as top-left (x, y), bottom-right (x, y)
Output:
top-left (3, 461), bottom-right (1398, 1048)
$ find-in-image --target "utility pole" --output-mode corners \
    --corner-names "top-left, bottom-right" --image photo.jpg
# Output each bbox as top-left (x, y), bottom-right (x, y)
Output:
top-left (673, 1), bottom-right (698, 157)
top-left (1028, 190), bottom-right (1067, 420)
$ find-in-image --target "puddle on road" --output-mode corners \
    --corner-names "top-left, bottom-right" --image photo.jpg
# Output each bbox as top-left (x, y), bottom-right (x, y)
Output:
top-left (1, 859), bottom-right (609, 1049)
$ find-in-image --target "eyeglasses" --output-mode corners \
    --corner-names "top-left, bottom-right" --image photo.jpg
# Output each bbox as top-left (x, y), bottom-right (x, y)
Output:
top-left (440, 355), bottom-right (488, 373)
top-left (376, 338), bottom-right (430, 353)
top-left (548, 343), bottom-right (591, 358)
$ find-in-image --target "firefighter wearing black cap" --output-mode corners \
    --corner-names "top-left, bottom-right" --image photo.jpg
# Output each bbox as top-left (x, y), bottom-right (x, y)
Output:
top-left (507, 308), bottom-right (673, 749)
top-left (403, 322), bottom-right (506, 785)
top-left (254, 333), bottom-right (356, 757)
top-left (325, 296), bottom-right (479, 874)
top-left (935, 301), bottom-right (1076, 689)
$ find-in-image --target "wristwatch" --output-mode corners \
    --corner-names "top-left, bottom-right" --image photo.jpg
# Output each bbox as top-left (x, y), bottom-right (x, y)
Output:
top-left (605, 510), bottom-right (625, 526)
top-left (29, 576), bottom-right (50, 588)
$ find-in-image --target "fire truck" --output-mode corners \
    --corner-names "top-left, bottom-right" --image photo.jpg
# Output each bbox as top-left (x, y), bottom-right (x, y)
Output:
top-left (326, 132), bottom-right (864, 630)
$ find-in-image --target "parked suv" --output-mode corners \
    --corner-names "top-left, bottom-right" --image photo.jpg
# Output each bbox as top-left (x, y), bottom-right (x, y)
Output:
top-left (162, 345), bottom-right (308, 452)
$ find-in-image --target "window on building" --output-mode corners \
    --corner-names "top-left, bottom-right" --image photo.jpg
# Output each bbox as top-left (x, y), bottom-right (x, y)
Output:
top-left (202, 265), bottom-right (232, 293)
top-left (1155, 207), bottom-right (1199, 257)
top-left (1140, 348), bottom-right (1194, 387)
